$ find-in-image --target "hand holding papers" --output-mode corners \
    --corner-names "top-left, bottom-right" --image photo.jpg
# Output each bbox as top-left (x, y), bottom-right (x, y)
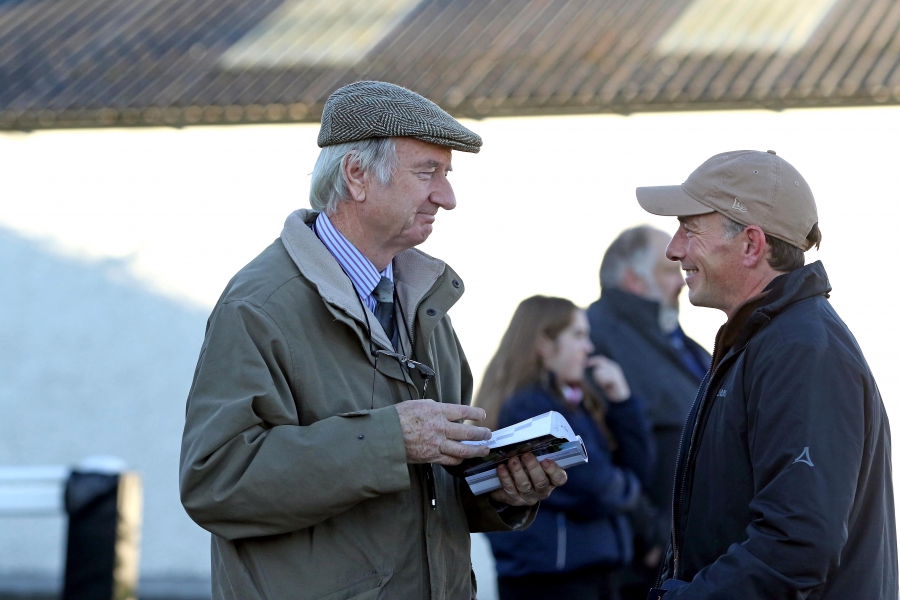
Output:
top-left (446, 411), bottom-right (588, 495)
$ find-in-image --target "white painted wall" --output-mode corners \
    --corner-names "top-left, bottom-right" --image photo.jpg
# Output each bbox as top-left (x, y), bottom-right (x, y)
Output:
top-left (0, 226), bottom-right (210, 585)
top-left (1, 106), bottom-right (897, 595)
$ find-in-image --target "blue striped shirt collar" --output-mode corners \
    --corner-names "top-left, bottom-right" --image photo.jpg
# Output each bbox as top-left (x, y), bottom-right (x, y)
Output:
top-left (313, 212), bottom-right (393, 313)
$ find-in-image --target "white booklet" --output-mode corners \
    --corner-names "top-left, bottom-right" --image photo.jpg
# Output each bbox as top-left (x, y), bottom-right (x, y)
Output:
top-left (446, 411), bottom-right (589, 495)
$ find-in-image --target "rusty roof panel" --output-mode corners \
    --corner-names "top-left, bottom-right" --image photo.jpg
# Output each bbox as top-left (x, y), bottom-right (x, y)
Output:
top-left (3, 0), bottom-right (900, 130)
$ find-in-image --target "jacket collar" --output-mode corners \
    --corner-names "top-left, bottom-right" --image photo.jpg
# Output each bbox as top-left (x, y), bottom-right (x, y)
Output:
top-left (599, 287), bottom-right (663, 334)
top-left (279, 209), bottom-right (452, 351)
top-left (717, 261), bottom-right (832, 363)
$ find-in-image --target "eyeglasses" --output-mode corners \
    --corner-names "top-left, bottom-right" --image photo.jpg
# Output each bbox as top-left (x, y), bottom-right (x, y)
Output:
top-left (370, 349), bottom-right (435, 408)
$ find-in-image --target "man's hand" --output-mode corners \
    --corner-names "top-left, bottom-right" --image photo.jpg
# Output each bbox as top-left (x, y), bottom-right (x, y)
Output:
top-left (488, 453), bottom-right (568, 507)
top-left (395, 400), bottom-right (492, 465)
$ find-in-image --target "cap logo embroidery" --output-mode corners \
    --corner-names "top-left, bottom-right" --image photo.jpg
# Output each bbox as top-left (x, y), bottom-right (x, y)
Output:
top-left (732, 198), bottom-right (748, 212)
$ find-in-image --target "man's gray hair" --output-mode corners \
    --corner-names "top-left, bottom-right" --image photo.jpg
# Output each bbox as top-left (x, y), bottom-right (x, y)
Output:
top-left (722, 218), bottom-right (747, 241)
top-left (721, 216), bottom-right (809, 272)
top-left (599, 226), bottom-right (664, 290)
top-left (309, 137), bottom-right (398, 215)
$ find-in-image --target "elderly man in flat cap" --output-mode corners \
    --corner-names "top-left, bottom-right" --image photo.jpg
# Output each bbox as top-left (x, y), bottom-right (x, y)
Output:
top-left (636, 151), bottom-right (896, 599)
top-left (179, 81), bottom-right (566, 600)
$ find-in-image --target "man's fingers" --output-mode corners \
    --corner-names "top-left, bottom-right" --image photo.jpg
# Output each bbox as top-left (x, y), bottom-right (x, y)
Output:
top-left (439, 439), bottom-right (490, 459)
top-left (439, 403), bottom-right (488, 424)
top-left (507, 457), bottom-right (534, 494)
top-left (444, 421), bottom-right (491, 442)
top-left (432, 454), bottom-right (464, 466)
top-left (495, 464), bottom-right (519, 496)
top-left (541, 459), bottom-right (568, 487)
top-left (520, 453), bottom-right (551, 491)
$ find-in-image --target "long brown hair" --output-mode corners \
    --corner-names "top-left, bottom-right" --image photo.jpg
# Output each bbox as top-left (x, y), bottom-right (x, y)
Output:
top-left (474, 296), bottom-right (609, 434)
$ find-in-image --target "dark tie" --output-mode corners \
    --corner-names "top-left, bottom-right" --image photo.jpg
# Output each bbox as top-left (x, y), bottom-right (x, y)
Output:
top-left (373, 276), bottom-right (396, 348)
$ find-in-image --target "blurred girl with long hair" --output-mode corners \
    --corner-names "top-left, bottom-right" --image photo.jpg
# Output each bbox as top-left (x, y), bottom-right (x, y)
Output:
top-left (477, 295), bottom-right (654, 600)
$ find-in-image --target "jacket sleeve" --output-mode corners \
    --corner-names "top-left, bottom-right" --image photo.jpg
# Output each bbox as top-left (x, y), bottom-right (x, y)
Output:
top-left (498, 391), bottom-right (641, 521)
top-left (607, 395), bottom-right (656, 489)
top-left (665, 337), bottom-right (868, 598)
top-left (179, 300), bottom-right (411, 541)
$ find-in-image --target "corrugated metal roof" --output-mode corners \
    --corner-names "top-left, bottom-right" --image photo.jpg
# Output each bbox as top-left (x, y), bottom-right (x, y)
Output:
top-left (2, 0), bottom-right (900, 130)
top-left (656, 0), bottom-right (840, 55)
top-left (219, 0), bottom-right (422, 69)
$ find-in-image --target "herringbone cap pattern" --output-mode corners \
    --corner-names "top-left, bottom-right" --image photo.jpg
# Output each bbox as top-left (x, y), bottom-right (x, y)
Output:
top-left (318, 81), bottom-right (482, 153)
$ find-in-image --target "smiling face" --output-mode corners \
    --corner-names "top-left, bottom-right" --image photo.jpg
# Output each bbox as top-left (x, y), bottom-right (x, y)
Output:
top-left (358, 137), bottom-right (456, 255)
top-left (537, 310), bottom-right (594, 385)
top-left (665, 212), bottom-right (747, 314)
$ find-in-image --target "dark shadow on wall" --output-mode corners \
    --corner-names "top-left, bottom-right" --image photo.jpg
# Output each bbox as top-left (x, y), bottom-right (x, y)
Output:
top-left (0, 226), bottom-right (212, 597)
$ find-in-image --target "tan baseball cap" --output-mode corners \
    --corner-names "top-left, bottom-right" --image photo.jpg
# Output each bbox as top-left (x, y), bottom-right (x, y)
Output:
top-left (636, 150), bottom-right (818, 250)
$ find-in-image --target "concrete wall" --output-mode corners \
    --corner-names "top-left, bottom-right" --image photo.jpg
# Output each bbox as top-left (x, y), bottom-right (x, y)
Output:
top-left (0, 226), bottom-right (212, 594)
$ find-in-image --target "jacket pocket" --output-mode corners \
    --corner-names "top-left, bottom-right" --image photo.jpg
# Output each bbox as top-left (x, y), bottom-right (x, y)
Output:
top-left (337, 410), bottom-right (371, 418)
top-left (315, 571), bottom-right (392, 600)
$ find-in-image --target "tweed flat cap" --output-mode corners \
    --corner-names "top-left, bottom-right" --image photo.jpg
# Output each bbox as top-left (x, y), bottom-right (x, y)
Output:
top-left (317, 81), bottom-right (482, 153)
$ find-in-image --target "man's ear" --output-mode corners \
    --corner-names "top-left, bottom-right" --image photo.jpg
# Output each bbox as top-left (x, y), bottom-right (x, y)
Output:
top-left (620, 268), bottom-right (649, 297)
top-left (342, 153), bottom-right (367, 202)
top-left (741, 225), bottom-right (768, 268)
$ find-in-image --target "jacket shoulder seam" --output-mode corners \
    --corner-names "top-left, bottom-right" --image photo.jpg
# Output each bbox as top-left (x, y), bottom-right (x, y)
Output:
top-left (216, 298), bottom-right (298, 392)
top-left (220, 274), bottom-right (303, 309)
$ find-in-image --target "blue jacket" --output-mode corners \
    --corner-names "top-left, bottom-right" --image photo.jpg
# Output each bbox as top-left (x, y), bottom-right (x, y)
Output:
top-left (487, 381), bottom-right (654, 577)
top-left (661, 262), bottom-right (897, 599)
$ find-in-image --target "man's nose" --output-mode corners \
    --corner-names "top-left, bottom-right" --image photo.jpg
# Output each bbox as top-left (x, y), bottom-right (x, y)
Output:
top-left (666, 232), bottom-right (684, 262)
top-left (431, 178), bottom-right (456, 210)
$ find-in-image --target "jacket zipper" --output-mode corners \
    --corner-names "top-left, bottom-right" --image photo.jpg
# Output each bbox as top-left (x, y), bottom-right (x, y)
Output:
top-left (670, 318), bottom-right (771, 580)
top-left (412, 276), bottom-right (444, 513)
top-left (671, 376), bottom-right (709, 579)
top-left (671, 337), bottom-right (721, 581)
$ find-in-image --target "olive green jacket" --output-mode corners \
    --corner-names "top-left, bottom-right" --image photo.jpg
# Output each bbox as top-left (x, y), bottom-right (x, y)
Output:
top-left (180, 209), bottom-right (534, 600)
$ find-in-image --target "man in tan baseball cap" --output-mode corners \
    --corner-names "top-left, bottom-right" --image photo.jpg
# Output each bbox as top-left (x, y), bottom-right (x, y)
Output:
top-left (637, 151), bottom-right (896, 600)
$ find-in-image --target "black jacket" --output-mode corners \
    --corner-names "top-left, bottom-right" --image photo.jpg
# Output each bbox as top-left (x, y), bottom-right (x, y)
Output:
top-left (661, 262), bottom-right (897, 599)
top-left (587, 290), bottom-right (709, 532)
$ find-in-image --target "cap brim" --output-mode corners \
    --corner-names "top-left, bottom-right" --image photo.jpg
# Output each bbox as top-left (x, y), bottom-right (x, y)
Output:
top-left (636, 185), bottom-right (713, 217)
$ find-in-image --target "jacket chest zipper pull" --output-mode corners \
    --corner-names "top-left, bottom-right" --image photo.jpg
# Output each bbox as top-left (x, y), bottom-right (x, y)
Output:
top-left (425, 465), bottom-right (437, 510)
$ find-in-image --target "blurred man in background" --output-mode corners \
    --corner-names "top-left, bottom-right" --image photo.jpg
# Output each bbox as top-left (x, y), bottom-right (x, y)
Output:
top-left (587, 225), bottom-right (710, 599)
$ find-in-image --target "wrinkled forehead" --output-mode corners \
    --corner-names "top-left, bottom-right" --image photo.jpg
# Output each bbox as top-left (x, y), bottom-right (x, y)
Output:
top-left (677, 211), bottom-right (722, 229)
top-left (396, 136), bottom-right (453, 165)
